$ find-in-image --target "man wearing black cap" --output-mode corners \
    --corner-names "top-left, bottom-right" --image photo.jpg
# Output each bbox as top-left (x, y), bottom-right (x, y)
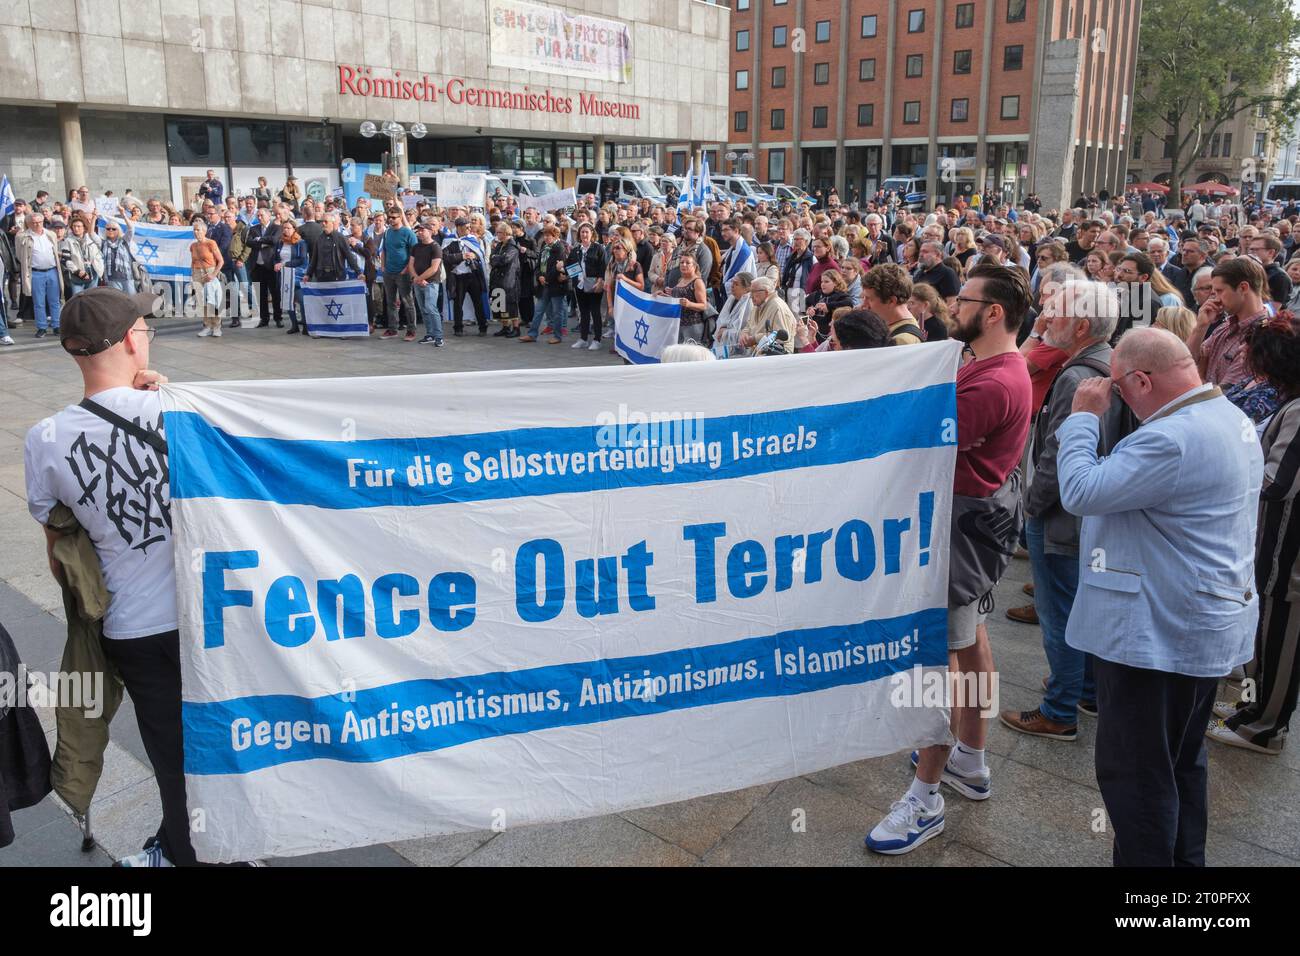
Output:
top-left (23, 288), bottom-right (211, 867)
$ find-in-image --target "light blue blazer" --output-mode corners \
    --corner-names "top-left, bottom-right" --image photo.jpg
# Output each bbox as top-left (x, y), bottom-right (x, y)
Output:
top-left (1056, 390), bottom-right (1263, 677)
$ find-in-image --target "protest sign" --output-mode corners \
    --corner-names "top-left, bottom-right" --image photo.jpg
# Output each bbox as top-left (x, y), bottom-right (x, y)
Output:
top-left (435, 171), bottom-right (488, 209)
top-left (517, 188), bottom-right (577, 214)
top-left (363, 174), bottom-right (396, 201)
top-left (161, 344), bottom-right (961, 861)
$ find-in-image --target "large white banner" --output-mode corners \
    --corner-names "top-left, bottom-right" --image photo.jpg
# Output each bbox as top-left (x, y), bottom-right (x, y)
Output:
top-left (435, 171), bottom-right (487, 210)
top-left (517, 187), bottom-right (577, 214)
top-left (161, 344), bottom-right (962, 862)
top-left (489, 0), bottom-right (632, 84)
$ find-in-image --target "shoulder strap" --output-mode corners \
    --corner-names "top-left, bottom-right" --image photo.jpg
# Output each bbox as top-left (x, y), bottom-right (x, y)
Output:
top-left (889, 322), bottom-right (924, 340)
top-left (1064, 354), bottom-right (1111, 377)
top-left (79, 398), bottom-right (168, 456)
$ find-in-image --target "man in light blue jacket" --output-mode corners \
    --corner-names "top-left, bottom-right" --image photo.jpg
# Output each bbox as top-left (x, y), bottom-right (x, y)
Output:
top-left (1056, 326), bottom-right (1263, 866)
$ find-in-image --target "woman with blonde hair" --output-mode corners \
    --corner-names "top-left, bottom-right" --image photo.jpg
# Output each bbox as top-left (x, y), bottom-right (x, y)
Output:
top-left (1154, 305), bottom-right (1197, 343)
top-left (907, 282), bottom-right (952, 341)
top-left (950, 226), bottom-right (977, 269)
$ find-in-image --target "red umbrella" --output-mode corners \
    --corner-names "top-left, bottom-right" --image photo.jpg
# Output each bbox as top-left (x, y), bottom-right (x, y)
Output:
top-left (1182, 182), bottom-right (1239, 196)
top-left (1129, 182), bottom-right (1169, 193)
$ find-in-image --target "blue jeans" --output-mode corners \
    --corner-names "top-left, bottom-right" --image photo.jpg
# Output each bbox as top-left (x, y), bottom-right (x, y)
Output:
top-left (1026, 515), bottom-right (1095, 723)
top-left (414, 281), bottom-right (443, 342)
top-left (227, 263), bottom-right (251, 315)
top-left (532, 286), bottom-right (567, 337)
top-left (30, 269), bottom-right (61, 330)
top-left (68, 278), bottom-right (94, 298)
top-left (106, 276), bottom-right (136, 293)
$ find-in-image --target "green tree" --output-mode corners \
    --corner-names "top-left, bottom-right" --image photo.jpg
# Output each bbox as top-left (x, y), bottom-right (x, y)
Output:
top-left (1132, 0), bottom-right (1300, 202)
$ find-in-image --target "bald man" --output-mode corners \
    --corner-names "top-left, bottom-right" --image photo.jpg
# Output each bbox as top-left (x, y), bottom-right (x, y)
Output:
top-left (1055, 327), bottom-right (1263, 867)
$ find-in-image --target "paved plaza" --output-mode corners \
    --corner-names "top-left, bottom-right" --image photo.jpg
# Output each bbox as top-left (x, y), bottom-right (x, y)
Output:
top-left (1, 320), bottom-right (1297, 867)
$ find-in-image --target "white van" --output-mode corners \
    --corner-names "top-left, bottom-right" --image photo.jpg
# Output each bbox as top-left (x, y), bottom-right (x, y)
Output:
top-left (880, 176), bottom-right (928, 210)
top-left (574, 173), bottom-right (667, 205)
top-left (710, 175), bottom-right (779, 206)
top-left (493, 170), bottom-right (562, 200)
top-left (410, 170), bottom-right (510, 207)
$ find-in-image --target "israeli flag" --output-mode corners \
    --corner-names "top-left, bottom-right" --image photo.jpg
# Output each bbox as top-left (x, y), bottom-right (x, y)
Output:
top-left (699, 155), bottom-right (714, 206)
top-left (98, 217), bottom-right (193, 282)
top-left (302, 279), bottom-right (369, 337)
top-left (724, 236), bottom-right (755, 284)
top-left (677, 159), bottom-right (694, 218)
top-left (459, 233), bottom-right (491, 317)
top-left (0, 175), bottom-right (14, 219)
top-left (613, 279), bottom-right (681, 365)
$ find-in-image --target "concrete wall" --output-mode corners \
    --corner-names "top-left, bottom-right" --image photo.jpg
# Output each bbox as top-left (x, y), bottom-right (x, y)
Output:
top-left (0, 0), bottom-right (728, 144)
top-left (1028, 38), bottom-right (1081, 212)
top-left (0, 105), bottom-right (171, 200)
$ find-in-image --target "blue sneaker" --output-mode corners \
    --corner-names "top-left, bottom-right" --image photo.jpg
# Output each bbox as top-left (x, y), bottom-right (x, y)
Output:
top-left (865, 794), bottom-right (945, 855)
top-left (909, 750), bottom-right (992, 801)
top-left (113, 841), bottom-right (173, 867)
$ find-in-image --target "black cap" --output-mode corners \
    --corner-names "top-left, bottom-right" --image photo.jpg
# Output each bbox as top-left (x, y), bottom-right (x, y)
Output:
top-left (453, 216), bottom-right (469, 226)
top-left (61, 287), bottom-right (162, 356)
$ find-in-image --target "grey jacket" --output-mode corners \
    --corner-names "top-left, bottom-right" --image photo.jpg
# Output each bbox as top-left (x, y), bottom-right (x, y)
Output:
top-left (1026, 341), bottom-right (1128, 555)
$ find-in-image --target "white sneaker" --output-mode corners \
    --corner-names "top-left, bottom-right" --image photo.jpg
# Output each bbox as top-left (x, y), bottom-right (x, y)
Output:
top-left (909, 750), bottom-right (992, 801)
top-left (212, 327), bottom-right (222, 337)
top-left (10, 317), bottom-right (22, 326)
top-left (114, 842), bottom-right (174, 867)
top-left (588, 340), bottom-right (601, 351)
top-left (1206, 719), bottom-right (1277, 755)
top-left (1212, 699), bottom-right (1243, 721)
top-left (0, 335), bottom-right (13, 346)
top-left (865, 793), bottom-right (945, 855)
top-left (571, 338), bottom-right (589, 349)
top-left (197, 328), bottom-right (212, 337)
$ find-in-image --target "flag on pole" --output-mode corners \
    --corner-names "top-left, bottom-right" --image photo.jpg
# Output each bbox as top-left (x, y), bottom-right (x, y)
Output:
top-left (724, 236), bottom-right (756, 284)
top-left (699, 155), bottom-right (714, 206)
top-left (302, 279), bottom-right (369, 337)
top-left (613, 279), bottom-right (682, 364)
top-left (677, 159), bottom-right (694, 220)
top-left (0, 176), bottom-right (14, 220)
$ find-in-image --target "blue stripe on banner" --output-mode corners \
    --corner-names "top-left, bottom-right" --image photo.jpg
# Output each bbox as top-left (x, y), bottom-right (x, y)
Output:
top-left (121, 221), bottom-right (197, 239)
top-left (301, 286), bottom-right (366, 297)
top-left (144, 266), bottom-right (192, 277)
top-left (616, 281), bottom-right (681, 319)
top-left (614, 333), bottom-right (658, 365)
top-left (163, 383), bottom-right (956, 507)
top-left (306, 324), bottom-right (369, 333)
top-left (182, 607), bottom-right (948, 775)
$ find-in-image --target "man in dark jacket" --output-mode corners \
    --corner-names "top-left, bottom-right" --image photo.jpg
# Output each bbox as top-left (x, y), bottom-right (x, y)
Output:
top-left (489, 222), bottom-right (522, 338)
top-left (441, 217), bottom-right (490, 336)
top-left (1001, 279), bottom-right (1129, 740)
top-left (247, 209), bottom-right (282, 327)
top-left (307, 212), bottom-right (362, 283)
top-left (631, 221), bottom-right (654, 277)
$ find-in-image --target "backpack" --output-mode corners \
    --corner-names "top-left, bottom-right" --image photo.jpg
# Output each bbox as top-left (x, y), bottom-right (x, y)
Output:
top-left (888, 321), bottom-right (924, 344)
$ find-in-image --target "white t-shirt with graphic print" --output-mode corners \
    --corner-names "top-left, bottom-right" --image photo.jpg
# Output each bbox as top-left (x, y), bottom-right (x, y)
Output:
top-left (25, 386), bottom-right (177, 639)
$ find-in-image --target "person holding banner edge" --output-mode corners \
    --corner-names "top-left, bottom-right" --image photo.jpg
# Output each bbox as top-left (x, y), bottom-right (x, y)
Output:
top-left (867, 263), bottom-right (1034, 855)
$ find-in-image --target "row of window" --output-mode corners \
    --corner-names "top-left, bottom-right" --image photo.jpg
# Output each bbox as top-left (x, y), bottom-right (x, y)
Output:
top-left (735, 46), bottom-right (1022, 90)
top-left (733, 95), bottom-right (1020, 132)
top-left (738, 28), bottom-right (1026, 82)
top-left (732, 1), bottom-right (1028, 29)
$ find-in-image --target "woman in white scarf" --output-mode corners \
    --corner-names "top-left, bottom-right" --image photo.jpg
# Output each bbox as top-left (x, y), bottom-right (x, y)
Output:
top-left (712, 271), bottom-right (754, 358)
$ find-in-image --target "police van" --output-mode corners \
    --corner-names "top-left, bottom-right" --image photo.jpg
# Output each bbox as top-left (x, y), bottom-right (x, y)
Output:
top-left (574, 173), bottom-right (668, 205)
top-left (492, 170), bottom-right (563, 200)
top-left (710, 175), bottom-right (779, 207)
top-left (880, 176), bottom-right (928, 210)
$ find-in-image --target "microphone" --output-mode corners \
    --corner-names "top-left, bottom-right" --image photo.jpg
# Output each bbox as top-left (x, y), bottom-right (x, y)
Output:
top-left (755, 328), bottom-right (790, 355)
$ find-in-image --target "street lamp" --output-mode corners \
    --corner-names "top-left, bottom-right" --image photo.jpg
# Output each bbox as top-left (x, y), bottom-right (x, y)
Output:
top-left (360, 120), bottom-right (426, 181)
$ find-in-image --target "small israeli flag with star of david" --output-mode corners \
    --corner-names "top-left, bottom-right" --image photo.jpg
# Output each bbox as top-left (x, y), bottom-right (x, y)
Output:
top-left (613, 279), bottom-right (681, 365)
top-left (302, 279), bottom-right (369, 337)
top-left (97, 217), bottom-right (196, 290)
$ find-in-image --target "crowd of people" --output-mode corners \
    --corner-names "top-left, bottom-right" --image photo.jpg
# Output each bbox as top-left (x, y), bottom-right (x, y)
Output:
top-left (6, 168), bottom-right (1300, 868)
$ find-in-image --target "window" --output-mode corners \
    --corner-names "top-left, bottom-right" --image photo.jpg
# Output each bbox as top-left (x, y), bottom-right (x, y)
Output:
top-left (861, 14), bottom-right (877, 37)
top-left (906, 54), bottom-right (923, 78)
top-left (1256, 132), bottom-right (1268, 157)
top-left (167, 118), bottom-right (226, 165)
top-left (812, 106), bottom-right (828, 128)
top-left (908, 9), bottom-right (925, 32)
top-left (736, 70), bottom-right (749, 90)
top-left (1222, 132), bottom-right (1233, 156)
top-left (859, 58), bottom-right (876, 81)
top-left (1004, 45), bottom-right (1023, 70)
top-left (289, 123), bottom-right (336, 166)
top-left (771, 108), bottom-right (785, 130)
top-left (1008, 0), bottom-right (1026, 22)
top-left (771, 66), bottom-right (786, 87)
top-left (858, 104), bottom-right (875, 126)
top-left (773, 25), bottom-right (787, 47)
top-left (903, 101), bottom-right (921, 124)
top-left (1000, 95), bottom-right (1020, 119)
top-left (1258, 103), bottom-right (1268, 119)
top-left (735, 111), bottom-right (748, 133)
top-left (954, 50), bottom-right (972, 74)
top-left (956, 2), bottom-right (974, 28)
top-left (768, 148), bottom-right (785, 184)
top-left (736, 0), bottom-right (749, 9)
top-left (815, 20), bottom-right (830, 42)
top-left (1132, 135), bottom-right (1142, 160)
top-left (736, 30), bottom-right (749, 51)
top-left (228, 121), bottom-right (286, 165)
top-left (951, 98), bottom-right (969, 122)
top-left (814, 62), bottom-right (830, 85)
top-left (1162, 135), bottom-right (1175, 160)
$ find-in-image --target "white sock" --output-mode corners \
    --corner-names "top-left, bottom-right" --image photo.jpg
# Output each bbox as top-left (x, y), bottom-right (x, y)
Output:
top-left (908, 775), bottom-right (941, 810)
top-left (949, 741), bottom-right (986, 775)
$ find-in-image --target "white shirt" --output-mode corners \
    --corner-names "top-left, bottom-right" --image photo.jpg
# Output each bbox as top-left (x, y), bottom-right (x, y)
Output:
top-left (25, 388), bottom-right (177, 639)
top-left (28, 231), bottom-right (56, 269)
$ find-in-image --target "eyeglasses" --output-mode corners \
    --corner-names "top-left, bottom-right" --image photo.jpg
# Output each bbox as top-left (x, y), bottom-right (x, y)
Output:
top-left (954, 296), bottom-right (996, 308)
top-left (128, 327), bottom-right (156, 342)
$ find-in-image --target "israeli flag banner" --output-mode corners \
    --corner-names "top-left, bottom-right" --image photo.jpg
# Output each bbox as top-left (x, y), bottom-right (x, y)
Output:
top-left (677, 159), bottom-right (694, 218)
top-left (0, 175), bottom-right (14, 220)
top-left (699, 156), bottom-right (714, 206)
top-left (724, 237), bottom-right (756, 284)
top-left (303, 279), bottom-right (369, 337)
top-left (613, 280), bottom-right (682, 365)
top-left (99, 218), bottom-right (193, 282)
top-left (459, 233), bottom-right (491, 316)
